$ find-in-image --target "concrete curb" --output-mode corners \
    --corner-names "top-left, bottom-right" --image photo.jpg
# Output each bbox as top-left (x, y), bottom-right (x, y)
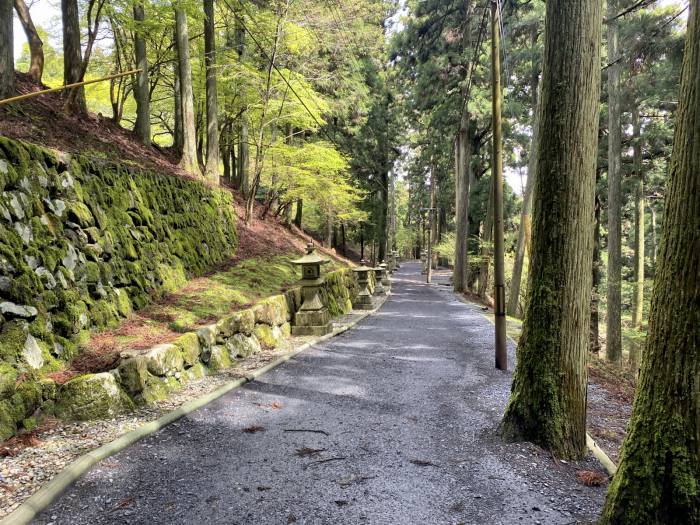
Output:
top-left (449, 289), bottom-right (619, 478)
top-left (1, 297), bottom-right (388, 525)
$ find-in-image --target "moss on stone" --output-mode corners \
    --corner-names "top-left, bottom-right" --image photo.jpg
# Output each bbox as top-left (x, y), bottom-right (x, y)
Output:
top-left (55, 373), bottom-right (133, 420)
top-left (208, 345), bottom-right (232, 371)
top-left (174, 333), bottom-right (201, 367)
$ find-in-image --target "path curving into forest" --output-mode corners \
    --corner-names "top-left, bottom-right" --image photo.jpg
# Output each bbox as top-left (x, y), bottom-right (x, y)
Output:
top-left (34, 262), bottom-right (605, 524)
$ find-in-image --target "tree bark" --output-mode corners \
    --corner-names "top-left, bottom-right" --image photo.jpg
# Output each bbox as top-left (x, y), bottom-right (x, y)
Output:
top-left (173, 48), bottom-right (184, 156)
top-left (591, 169), bottom-right (602, 355)
top-left (606, 0), bottom-right (623, 363)
top-left (600, 3), bottom-right (700, 520)
top-left (175, 6), bottom-right (201, 176)
top-left (508, 81), bottom-right (540, 317)
top-left (632, 106), bottom-right (645, 330)
top-left (236, 20), bottom-right (250, 197)
top-left (453, 120), bottom-right (473, 293)
top-left (14, 0), bottom-right (43, 83)
top-left (293, 199), bottom-right (302, 228)
top-left (499, 0), bottom-right (601, 459)
top-left (133, 1), bottom-right (151, 146)
top-left (203, 0), bottom-right (219, 184)
top-left (0, 0), bottom-right (12, 99)
top-left (478, 177), bottom-right (494, 300)
top-left (61, 0), bottom-right (86, 112)
top-left (650, 203), bottom-right (657, 267)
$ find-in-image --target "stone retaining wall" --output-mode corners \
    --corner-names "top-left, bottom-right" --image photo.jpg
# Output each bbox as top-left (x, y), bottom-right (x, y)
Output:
top-left (0, 138), bottom-right (239, 439)
top-left (52, 268), bottom-right (357, 421)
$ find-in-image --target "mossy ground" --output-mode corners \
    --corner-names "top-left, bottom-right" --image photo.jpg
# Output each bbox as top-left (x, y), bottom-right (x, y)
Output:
top-left (63, 254), bottom-right (345, 376)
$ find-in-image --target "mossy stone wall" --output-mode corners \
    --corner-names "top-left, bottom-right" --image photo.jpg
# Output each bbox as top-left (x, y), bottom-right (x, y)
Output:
top-left (0, 138), bottom-right (238, 439)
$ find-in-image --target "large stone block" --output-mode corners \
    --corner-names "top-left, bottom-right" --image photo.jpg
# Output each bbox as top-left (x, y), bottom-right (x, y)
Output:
top-left (253, 295), bottom-right (290, 326)
top-left (144, 344), bottom-right (184, 376)
top-left (226, 333), bottom-right (262, 359)
top-left (174, 333), bottom-right (201, 366)
top-left (56, 373), bottom-right (133, 420)
top-left (216, 308), bottom-right (255, 337)
top-left (117, 357), bottom-right (148, 395)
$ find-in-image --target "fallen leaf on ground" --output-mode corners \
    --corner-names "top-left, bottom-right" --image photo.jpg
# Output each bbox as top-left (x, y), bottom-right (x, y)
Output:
top-left (295, 447), bottom-right (326, 458)
top-left (243, 425), bottom-right (266, 434)
top-left (576, 470), bottom-right (609, 486)
top-left (410, 459), bottom-right (440, 467)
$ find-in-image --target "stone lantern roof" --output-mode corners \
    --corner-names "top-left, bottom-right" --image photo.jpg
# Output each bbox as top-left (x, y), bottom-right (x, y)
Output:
top-left (291, 243), bottom-right (331, 266)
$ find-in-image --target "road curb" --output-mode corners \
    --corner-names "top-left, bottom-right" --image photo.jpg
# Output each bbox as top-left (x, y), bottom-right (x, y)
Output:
top-left (1, 297), bottom-right (388, 525)
top-left (449, 288), bottom-right (619, 478)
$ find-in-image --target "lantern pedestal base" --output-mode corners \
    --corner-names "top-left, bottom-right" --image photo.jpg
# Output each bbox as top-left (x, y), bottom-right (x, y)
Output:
top-left (292, 309), bottom-right (332, 336)
top-left (353, 294), bottom-right (375, 310)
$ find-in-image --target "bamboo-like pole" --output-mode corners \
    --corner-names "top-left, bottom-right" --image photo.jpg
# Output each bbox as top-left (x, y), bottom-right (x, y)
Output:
top-left (492, 1), bottom-right (507, 370)
top-left (0, 69), bottom-right (142, 107)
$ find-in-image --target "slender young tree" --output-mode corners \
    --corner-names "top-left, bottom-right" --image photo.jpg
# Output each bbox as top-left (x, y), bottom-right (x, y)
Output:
top-left (606, 0), bottom-right (623, 362)
top-left (631, 106), bottom-right (645, 330)
top-left (236, 19), bottom-right (250, 197)
top-left (0, 0), bottom-right (12, 99)
top-left (601, 3), bottom-right (700, 520)
top-left (133, 0), bottom-right (151, 146)
top-left (500, 0), bottom-right (601, 459)
top-left (175, 5), bottom-right (201, 176)
top-left (453, 121), bottom-right (471, 293)
top-left (14, 0), bottom-right (44, 83)
top-left (203, 0), bottom-right (220, 184)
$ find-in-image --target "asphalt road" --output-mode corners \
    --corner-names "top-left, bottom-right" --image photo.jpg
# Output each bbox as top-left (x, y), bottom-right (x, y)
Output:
top-left (34, 262), bottom-right (605, 525)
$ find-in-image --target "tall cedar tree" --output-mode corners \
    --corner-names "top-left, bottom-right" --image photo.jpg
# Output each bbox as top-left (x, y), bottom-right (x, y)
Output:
top-left (0, 0), bottom-right (12, 99)
top-left (175, 6), bottom-right (201, 176)
top-left (499, 0), bottom-right (601, 459)
top-left (606, 0), bottom-right (623, 362)
top-left (203, 0), bottom-right (220, 184)
top-left (133, 0), bottom-right (151, 146)
top-left (600, 1), bottom-right (700, 521)
top-left (61, 0), bottom-right (86, 112)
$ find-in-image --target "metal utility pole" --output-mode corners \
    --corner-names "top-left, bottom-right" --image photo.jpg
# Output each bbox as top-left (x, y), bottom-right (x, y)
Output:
top-left (492, 0), bottom-right (507, 370)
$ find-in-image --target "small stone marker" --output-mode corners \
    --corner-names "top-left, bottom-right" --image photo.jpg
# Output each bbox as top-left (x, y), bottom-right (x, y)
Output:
top-left (352, 260), bottom-right (376, 310)
top-left (379, 261), bottom-right (391, 288)
top-left (393, 249), bottom-right (401, 269)
top-left (373, 264), bottom-right (387, 296)
top-left (291, 243), bottom-right (333, 336)
top-left (421, 249), bottom-right (428, 274)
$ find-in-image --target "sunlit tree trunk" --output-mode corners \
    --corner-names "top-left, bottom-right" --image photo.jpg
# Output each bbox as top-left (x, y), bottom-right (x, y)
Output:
top-left (175, 6), bottom-right (201, 176)
top-left (632, 106), bottom-right (645, 330)
top-left (236, 19), bottom-right (250, 197)
top-left (454, 119), bottom-right (473, 293)
top-left (62, 0), bottom-right (86, 112)
top-left (606, 0), bottom-right (623, 363)
top-left (500, 0), bottom-right (601, 459)
top-left (591, 168), bottom-right (603, 354)
top-left (478, 178), bottom-right (494, 300)
top-left (0, 0), bottom-right (12, 99)
top-left (203, 0), bottom-right (219, 185)
top-left (14, 0), bottom-right (43, 83)
top-left (650, 203), bottom-right (657, 267)
top-left (294, 199), bottom-right (302, 228)
top-left (601, 4), bottom-right (700, 520)
top-left (173, 56), bottom-right (184, 156)
top-left (133, 0), bottom-right (151, 146)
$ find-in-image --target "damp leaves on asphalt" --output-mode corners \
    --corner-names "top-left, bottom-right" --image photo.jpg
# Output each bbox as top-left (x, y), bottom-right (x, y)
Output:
top-left (242, 425), bottom-right (266, 434)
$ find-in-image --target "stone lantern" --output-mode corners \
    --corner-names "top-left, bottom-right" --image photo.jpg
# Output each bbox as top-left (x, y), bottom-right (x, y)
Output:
top-left (421, 249), bottom-right (428, 274)
top-left (291, 243), bottom-right (332, 336)
top-left (393, 249), bottom-right (401, 269)
top-left (379, 261), bottom-right (391, 288)
top-left (373, 263), bottom-right (387, 296)
top-left (352, 260), bottom-right (375, 310)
